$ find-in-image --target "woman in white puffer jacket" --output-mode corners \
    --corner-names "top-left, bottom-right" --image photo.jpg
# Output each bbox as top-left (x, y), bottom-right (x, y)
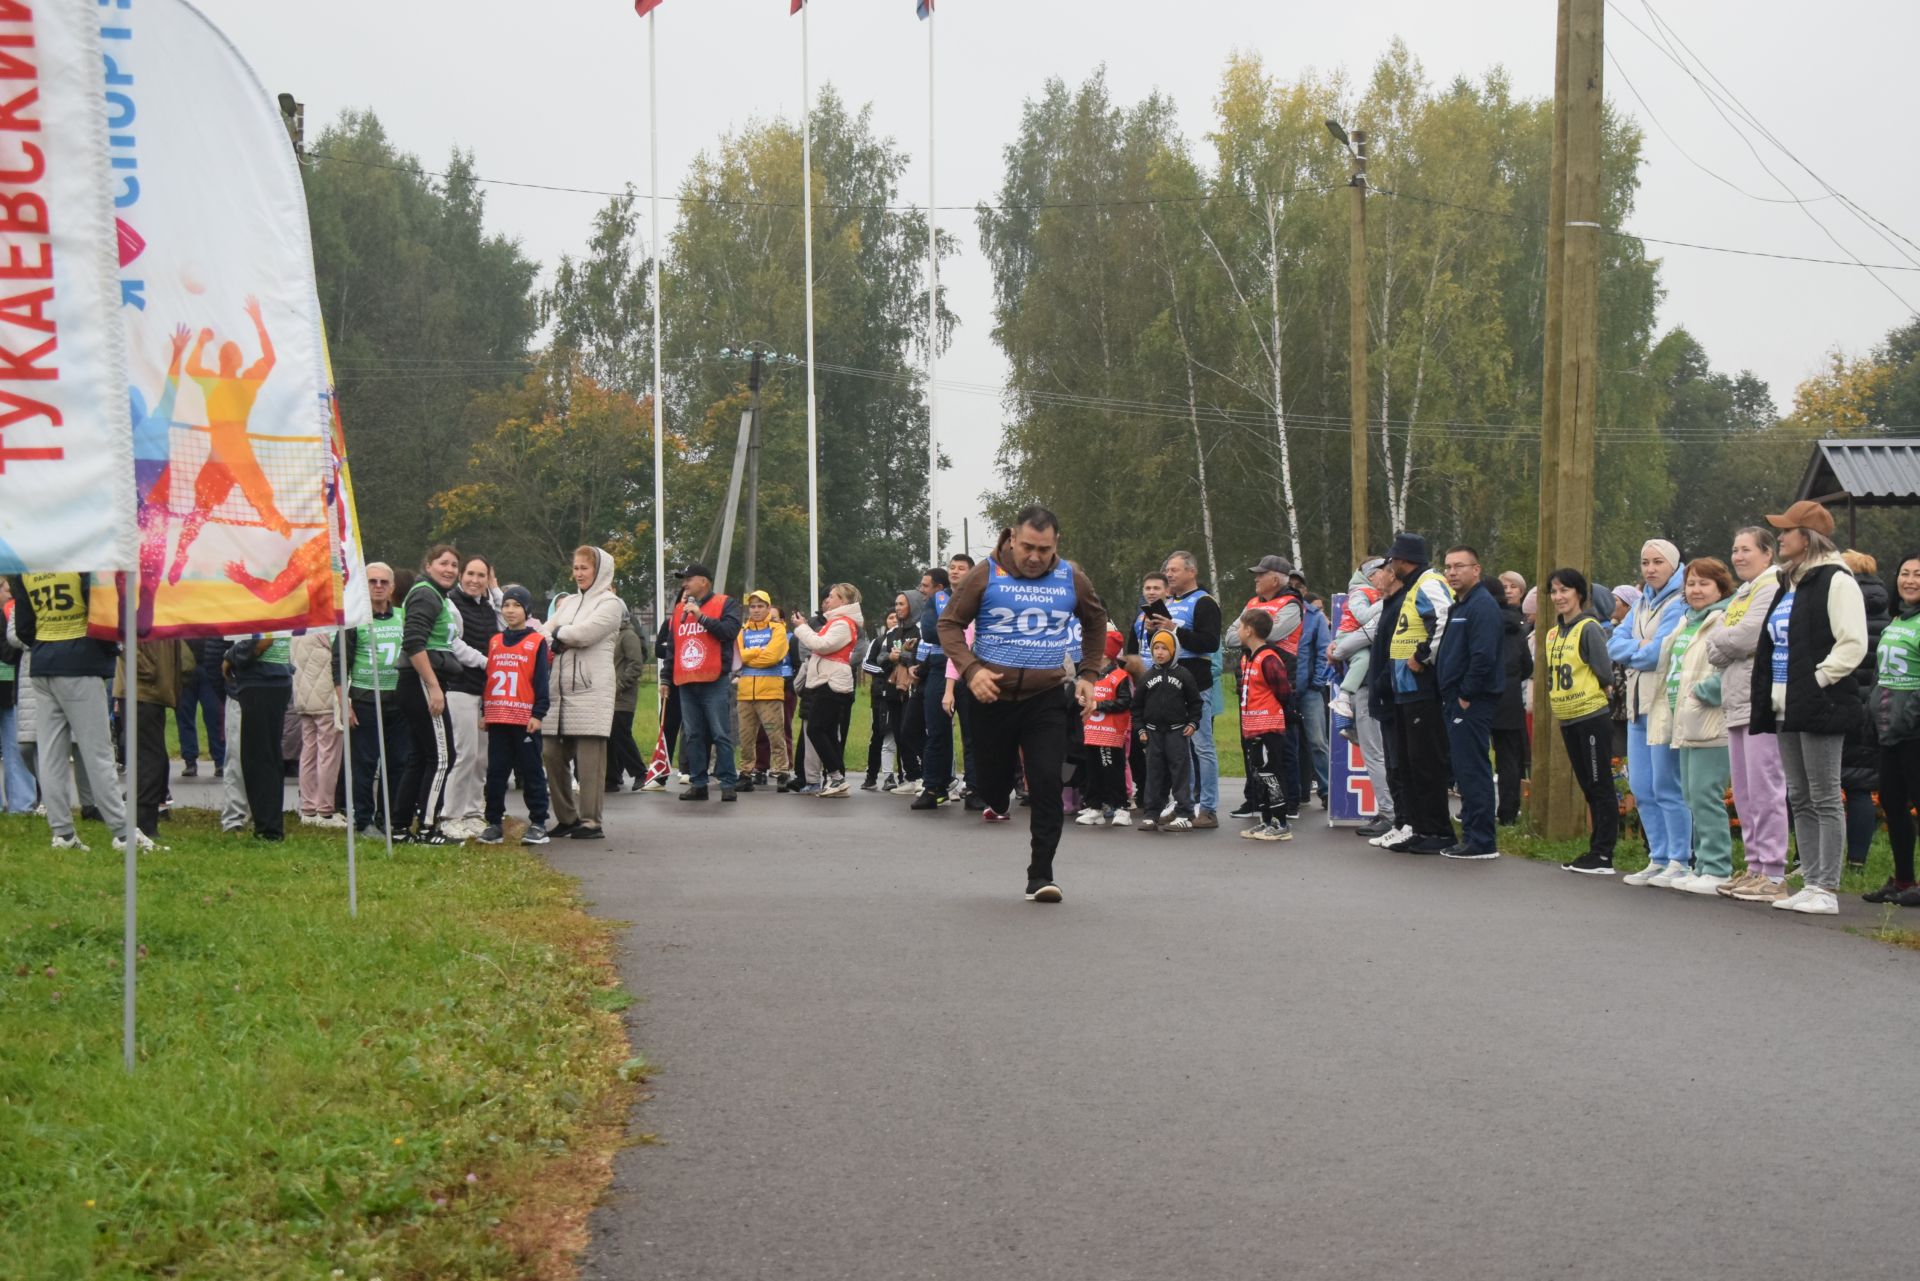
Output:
top-left (542, 546), bottom-right (628, 839)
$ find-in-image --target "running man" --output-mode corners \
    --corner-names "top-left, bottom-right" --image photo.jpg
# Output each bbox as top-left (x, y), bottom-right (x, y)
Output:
top-left (225, 530), bottom-right (336, 619)
top-left (169, 296), bottom-right (295, 584)
top-left (938, 504), bottom-right (1109, 903)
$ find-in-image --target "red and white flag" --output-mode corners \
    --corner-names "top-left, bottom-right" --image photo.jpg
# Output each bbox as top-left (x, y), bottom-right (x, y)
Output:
top-left (643, 680), bottom-right (674, 786)
top-left (634, 0), bottom-right (665, 16)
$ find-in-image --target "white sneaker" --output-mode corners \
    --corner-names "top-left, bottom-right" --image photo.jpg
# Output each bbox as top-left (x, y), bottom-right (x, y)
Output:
top-left (1622, 863), bottom-right (1666, 887)
top-left (889, 779), bottom-right (920, 796)
top-left (1368, 824), bottom-right (1411, 848)
top-left (51, 834), bottom-right (90, 851)
top-left (675, 771), bottom-right (690, 785)
top-left (314, 813), bottom-right (350, 829)
top-left (818, 776), bottom-right (850, 798)
top-left (1107, 810), bottom-right (1132, 828)
top-left (1649, 862), bottom-right (1692, 888)
top-left (1330, 693), bottom-right (1353, 719)
top-left (1788, 887), bottom-right (1839, 915)
top-left (1679, 874), bottom-right (1729, 896)
top-left (1771, 887), bottom-right (1812, 911)
top-left (112, 831), bottom-right (157, 853)
top-left (640, 777), bottom-right (667, 793)
top-left (1074, 808), bottom-right (1104, 827)
top-left (1163, 815), bottom-right (1194, 831)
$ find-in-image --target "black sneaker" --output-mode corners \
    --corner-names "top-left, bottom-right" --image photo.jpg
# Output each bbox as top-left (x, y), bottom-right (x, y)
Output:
top-left (570, 824), bottom-right (605, 840)
top-left (1355, 819), bottom-right (1392, 838)
top-left (1024, 880), bottom-right (1063, 903)
top-left (1862, 878), bottom-right (1911, 903)
top-left (1441, 844), bottom-right (1499, 861)
top-left (180, 762), bottom-right (198, 779)
top-left (547, 820), bottom-right (582, 839)
top-left (476, 823), bottom-right (505, 844)
top-left (720, 788), bottom-right (737, 802)
top-left (1228, 803), bottom-right (1260, 820)
top-left (1317, 793), bottom-right (1329, 809)
top-left (910, 792), bottom-right (946, 811)
top-left (734, 779), bottom-right (756, 793)
top-left (415, 827), bottom-right (455, 846)
top-left (861, 777), bottom-right (879, 791)
top-left (1898, 885), bottom-right (1920, 908)
top-left (964, 794), bottom-right (988, 811)
top-left (1285, 808), bottom-right (1302, 821)
top-left (1565, 851), bottom-right (1616, 876)
top-left (679, 787), bottom-right (709, 802)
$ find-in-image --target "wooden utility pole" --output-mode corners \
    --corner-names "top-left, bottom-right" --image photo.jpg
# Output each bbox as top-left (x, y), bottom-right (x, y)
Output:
top-left (1530, 0), bottom-right (1602, 840)
top-left (1348, 129), bottom-right (1370, 566)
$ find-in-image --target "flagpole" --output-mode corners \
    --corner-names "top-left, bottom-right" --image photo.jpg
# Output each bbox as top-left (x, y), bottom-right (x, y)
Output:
top-left (121, 574), bottom-right (138, 1072)
top-left (801, 0), bottom-right (820, 611)
top-left (337, 627), bottom-right (357, 917)
top-left (925, 3), bottom-right (938, 568)
top-left (370, 660), bottom-right (395, 857)
top-left (649, 9), bottom-right (668, 634)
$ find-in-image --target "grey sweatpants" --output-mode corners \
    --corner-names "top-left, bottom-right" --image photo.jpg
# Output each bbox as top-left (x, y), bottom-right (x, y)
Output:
top-left (1353, 696), bottom-right (1396, 825)
top-left (33, 675), bottom-right (125, 840)
top-left (1779, 730), bottom-right (1845, 890)
top-left (221, 695), bottom-right (250, 831)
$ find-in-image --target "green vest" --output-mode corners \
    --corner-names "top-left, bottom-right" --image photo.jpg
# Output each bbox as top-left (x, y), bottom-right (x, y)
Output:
top-left (1878, 613), bottom-right (1920, 692)
top-left (259, 636), bottom-right (292, 666)
top-left (1665, 615), bottom-right (1706, 710)
top-left (351, 608), bottom-right (406, 693)
top-left (409, 585), bottom-right (457, 652)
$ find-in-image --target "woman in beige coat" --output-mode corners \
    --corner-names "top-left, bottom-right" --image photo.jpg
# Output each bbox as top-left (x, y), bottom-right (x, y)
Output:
top-left (542, 546), bottom-right (627, 839)
top-left (1647, 559), bottom-right (1734, 893)
top-left (291, 629), bottom-right (346, 826)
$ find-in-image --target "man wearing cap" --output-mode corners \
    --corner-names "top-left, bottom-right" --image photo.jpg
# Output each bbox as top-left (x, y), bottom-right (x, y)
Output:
top-left (1368, 532), bottom-right (1457, 853)
top-left (734, 589), bottom-right (793, 790)
top-left (1163, 549), bottom-right (1224, 827)
top-left (1235, 555), bottom-right (1304, 819)
top-left (670, 562), bottom-right (744, 801)
top-left (940, 504), bottom-right (1109, 902)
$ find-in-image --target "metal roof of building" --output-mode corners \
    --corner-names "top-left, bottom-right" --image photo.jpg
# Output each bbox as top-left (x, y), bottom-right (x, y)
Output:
top-left (1797, 437), bottom-right (1920, 507)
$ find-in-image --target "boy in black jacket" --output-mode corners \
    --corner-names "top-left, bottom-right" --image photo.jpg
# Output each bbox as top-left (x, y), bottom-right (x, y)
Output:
top-left (1136, 628), bottom-right (1204, 832)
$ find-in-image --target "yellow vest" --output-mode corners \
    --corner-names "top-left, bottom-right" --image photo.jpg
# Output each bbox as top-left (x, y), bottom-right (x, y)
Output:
top-left (1387, 570), bottom-right (1449, 660)
top-left (1545, 617), bottom-right (1610, 720)
top-left (20, 573), bottom-right (89, 642)
top-left (1720, 567), bottom-right (1776, 630)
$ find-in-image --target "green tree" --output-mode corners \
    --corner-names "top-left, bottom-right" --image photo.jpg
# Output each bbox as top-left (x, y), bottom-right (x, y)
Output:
top-left (304, 111), bottom-right (539, 565)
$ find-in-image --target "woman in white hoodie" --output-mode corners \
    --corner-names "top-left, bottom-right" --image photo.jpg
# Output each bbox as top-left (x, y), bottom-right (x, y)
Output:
top-left (789, 583), bottom-right (864, 798)
top-left (542, 546), bottom-right (628, 839)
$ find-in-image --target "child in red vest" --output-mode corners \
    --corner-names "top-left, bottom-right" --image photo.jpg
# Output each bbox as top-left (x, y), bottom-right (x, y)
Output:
top-left (1076, 626), bottom-right (1141, 827)
top-left (1237, 608), bottom-right (1293, 841)
top-left (479, 585), bottom-right (552, 845)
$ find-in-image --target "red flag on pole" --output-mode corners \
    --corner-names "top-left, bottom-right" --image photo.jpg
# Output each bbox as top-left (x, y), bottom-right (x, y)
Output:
top-left (643, 681), bottom-right (673, 787)
top-left (918, 0), bottom-right (934, 16)
top-left (791, 0), bottom-right (805, 13)
top-left (635, 0), bottom-right (664, 15)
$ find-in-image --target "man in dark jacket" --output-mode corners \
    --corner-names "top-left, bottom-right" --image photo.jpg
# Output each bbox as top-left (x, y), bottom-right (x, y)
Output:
top-left (178, 637), bottom-right (228, 779)
top-left (1493, 576), bottom-right (1533, 825)
top-left (1436, 547), bottom-right (1507, 858)
top-left (1368, 534), bottom-right (1455, 853)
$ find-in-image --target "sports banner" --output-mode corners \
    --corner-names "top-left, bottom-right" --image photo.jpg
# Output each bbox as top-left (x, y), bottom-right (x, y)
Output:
top-left (323, 338), bottom-right (371, 629)
top-left (0, 2), bottom-right (134, 575)
top-left (1327, 592), bottom-right (1378, 825)
top-left (87, 0), bottom-right (339, 640)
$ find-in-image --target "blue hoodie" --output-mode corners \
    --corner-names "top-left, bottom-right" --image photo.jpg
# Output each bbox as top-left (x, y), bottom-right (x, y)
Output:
top-left (1607, 563), bottom-right (1689, 720)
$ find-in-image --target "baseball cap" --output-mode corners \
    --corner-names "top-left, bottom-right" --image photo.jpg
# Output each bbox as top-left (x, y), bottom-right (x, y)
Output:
top-left (674, 562), bottom-right (714, 580)
top-left (1764, 500), bottom-right (1836, 537)
top-left (1248, 555), bottom-right (1295, 576)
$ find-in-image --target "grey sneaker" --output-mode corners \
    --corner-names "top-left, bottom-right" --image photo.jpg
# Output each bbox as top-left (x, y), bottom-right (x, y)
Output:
top-left (476, 823), bottom-right (505, 844)
top-left (521, 824), bottom-right (550, 846)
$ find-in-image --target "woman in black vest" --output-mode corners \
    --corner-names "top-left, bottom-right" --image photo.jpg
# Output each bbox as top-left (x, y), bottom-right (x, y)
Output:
top-left (1749, 501), bottom-right (1869, 916)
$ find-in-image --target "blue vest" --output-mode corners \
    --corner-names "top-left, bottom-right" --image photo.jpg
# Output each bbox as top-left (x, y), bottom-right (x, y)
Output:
top-left (917, 589), bottom-right (950, 660)
top-left (1768, 588), bottom-right (1796, 685)
top-left (1165, 588), bottom-right (1216, 675)
top-left (740, 625), bottom-right (793, 677)
top-left (974, 560), bottom-right (1079, 670)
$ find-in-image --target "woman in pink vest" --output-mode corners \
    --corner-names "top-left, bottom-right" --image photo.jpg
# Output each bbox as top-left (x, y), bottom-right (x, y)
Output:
top-left (790, 584), bottom-right (864, 798)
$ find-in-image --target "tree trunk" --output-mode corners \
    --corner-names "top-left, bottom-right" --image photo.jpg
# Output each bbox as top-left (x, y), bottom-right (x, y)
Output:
top-left (1265, 199), bottom-right (1304, 570)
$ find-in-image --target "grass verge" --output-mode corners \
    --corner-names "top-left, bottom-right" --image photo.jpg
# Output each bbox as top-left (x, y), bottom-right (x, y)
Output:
top-left (0, 809), bottom-right (637, 1280)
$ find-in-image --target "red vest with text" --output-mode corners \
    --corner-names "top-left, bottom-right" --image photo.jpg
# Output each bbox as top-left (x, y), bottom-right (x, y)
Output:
top-left (817, 615), bottom-right (861, 666)
top-left (1245, 592), bottom-right (1303, 658)
top-left (484, 632), bottom-right (542, 726)
top-left (672, 594), bottom-right (730, 684)
top-left (1082, 665), bottom-right (1133, 748)
top-left (1239, 644), bottom-right (1288, 735)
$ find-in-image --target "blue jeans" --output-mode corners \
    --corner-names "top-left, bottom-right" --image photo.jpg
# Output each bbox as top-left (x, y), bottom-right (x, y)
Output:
top-left (0, 705), bottom-right (33, 812)
top-left (1444, 697), bottom-right (1498, 852)
top-left (1188, 679), bottom-right (1220, 814)
top-left (176, 666), bottom-right (226, 769)
top-left (922, 674), bottom-right (954, 793)
top-left (679, 679), bottom-right (736, 788)
top-left (1296, 686), bottom-right (1330, 800)
top-left (1626, 715), bottom-right (1691, 864)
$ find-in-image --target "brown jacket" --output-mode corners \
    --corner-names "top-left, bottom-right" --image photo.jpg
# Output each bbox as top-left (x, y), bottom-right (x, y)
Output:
top-left (117, 640), bottom-right (194, 708)
top-left (938, 542), bottom-right (1109, 701)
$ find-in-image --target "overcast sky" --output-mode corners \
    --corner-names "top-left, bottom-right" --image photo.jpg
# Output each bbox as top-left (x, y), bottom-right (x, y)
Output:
top-left (198, 0), bottom-right (1920, 559)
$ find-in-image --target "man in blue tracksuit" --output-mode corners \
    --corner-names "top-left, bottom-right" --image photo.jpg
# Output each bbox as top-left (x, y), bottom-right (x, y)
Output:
top-left (1436, 547), bottom-right (1507, 858)
top-left (911, 566), bottom-right (955, 810)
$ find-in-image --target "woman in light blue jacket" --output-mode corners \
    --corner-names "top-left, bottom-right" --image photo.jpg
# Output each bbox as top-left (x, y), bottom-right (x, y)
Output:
top-left (1608, 539), bottom-right (1693, 883)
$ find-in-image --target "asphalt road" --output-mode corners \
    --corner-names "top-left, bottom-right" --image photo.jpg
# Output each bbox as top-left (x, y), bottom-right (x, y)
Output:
top-left (539, 787), bottom-right (1920, 1281)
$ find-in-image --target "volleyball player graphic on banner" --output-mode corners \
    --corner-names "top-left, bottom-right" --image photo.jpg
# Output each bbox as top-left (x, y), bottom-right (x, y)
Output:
top-left (87, 0), bottom-right (340, 640)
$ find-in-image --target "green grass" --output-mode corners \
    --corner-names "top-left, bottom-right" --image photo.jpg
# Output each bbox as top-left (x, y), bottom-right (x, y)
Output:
top-left (0, 809), bottom-right (635, 1280)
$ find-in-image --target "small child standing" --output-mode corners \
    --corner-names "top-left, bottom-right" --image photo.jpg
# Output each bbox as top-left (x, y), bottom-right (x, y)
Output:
top-left (479, 585), bottom-right (552, 846)
top-left (1237, 608), bottom-right (1294, 841)
top-left (1076, 627), bottom-right (1140, 827)
top-left (1136, 628), bottom-right (1203, 832)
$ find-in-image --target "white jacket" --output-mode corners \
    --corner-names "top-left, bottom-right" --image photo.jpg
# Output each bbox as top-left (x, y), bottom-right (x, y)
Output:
top-left (545, 548), bottom-right (628, 738)
top-left (793, 603), bottom-right (864, 696)
top-left (291, 630), bottom-right (340, 717)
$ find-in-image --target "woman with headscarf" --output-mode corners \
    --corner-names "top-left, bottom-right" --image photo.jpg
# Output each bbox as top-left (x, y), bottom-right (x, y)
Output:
top-left (1609, 540), bottom-right (1694, 885)
top-left (1865, 553), bottom-right (1920, 906)
top-left (1647, 558), bottom-right (1735, 893)
top-left (1702, 526), bottom-right (1790, 901)
top-left (1749, 502), bottom-right (1869, 915)
top-left (542, 545), bottom-right (628, 839)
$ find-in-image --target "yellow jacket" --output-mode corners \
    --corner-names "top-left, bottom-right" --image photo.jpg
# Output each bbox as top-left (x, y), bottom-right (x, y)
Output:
top-left (736, 618), bottom-right (792, 701)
